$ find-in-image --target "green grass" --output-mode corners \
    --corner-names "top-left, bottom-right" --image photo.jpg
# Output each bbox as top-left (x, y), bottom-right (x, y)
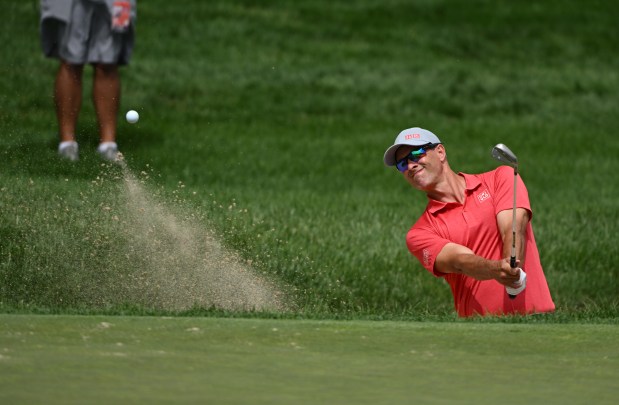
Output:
top-left (1, 0), bottom-right (619, 318)
top-left (1, 314), bottom-right (618, 404)
top-left (3, 2), bottom-right (617, 401)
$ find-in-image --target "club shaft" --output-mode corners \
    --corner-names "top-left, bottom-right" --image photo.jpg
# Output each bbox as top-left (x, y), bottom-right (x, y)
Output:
top-left (510, 168), bottom-right (517, 268)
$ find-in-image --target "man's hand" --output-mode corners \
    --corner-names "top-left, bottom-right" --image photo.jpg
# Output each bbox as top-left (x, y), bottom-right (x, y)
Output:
top-left (435, 243), bottom-right (523, 287)
top-left (494, 258), bottom-right (522, 288)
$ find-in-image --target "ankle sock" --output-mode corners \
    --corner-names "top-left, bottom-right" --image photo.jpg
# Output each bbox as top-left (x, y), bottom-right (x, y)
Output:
top-left (97, 142), bottom-right (118, 153)
top-left (58, 141), bottom-right (78, 152)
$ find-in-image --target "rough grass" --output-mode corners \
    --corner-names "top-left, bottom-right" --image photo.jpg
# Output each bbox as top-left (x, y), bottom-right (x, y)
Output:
top-left (1, 0), bottom-right (618, 319)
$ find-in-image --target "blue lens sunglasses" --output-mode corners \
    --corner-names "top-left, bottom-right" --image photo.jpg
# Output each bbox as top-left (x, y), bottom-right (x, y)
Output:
top-left (395, 143), bottom-right (440, 172)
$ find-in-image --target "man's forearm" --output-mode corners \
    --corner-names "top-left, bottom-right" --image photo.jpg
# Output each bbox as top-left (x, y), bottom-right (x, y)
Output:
top-left (502, 228), bottom-right (527, 267)
top-left (452, 253), bottom-right (503, 281)
top-left (434, 242), bottom-right (520, 286)
top-left (498, 208), bottom-right (529, 268)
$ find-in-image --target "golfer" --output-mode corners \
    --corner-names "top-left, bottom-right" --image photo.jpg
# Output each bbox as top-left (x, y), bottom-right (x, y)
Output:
top-left (384, 127), bottom-right (555, 317)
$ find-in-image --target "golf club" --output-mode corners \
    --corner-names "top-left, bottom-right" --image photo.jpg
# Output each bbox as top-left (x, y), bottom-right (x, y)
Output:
top-left (491, 143), bottom-right (526, 298)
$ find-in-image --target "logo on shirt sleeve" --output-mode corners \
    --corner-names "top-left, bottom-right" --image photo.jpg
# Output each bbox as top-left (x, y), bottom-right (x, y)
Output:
top-left (422, 249), bottom-right (431, 267)
top-left (477, 189), bottom-right (491, 203)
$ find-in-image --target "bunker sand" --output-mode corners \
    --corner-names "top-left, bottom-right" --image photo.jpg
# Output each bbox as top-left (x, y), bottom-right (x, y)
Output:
top-left (105, 157), bottom-right (286, 312)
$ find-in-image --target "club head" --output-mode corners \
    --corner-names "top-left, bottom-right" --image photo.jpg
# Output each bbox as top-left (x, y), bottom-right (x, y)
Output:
top-left (491, 143), bottom-right (518, 168)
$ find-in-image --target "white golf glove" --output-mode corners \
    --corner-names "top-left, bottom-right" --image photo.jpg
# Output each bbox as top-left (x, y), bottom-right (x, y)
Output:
top-left (506, 268), bottom-right (527, 297)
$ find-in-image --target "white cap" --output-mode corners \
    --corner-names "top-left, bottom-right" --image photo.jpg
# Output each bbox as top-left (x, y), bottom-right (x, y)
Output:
top-left (383, 127), bottom-right (442, 166)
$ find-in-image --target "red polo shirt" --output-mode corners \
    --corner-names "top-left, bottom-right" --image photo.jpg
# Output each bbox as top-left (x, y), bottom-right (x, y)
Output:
top-left (407, 166), bottom-right (555, 317)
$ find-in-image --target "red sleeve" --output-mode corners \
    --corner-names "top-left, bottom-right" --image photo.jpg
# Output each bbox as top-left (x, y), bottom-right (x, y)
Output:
top-left (406, 218), bottom-right (451, 278)
top-left (492, 166), bottom-right (532, 218)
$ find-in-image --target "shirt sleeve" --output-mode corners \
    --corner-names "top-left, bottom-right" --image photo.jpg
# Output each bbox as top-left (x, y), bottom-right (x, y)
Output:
top-left (406, 221), bottom-right (451, 278)
top-left (492, 166), bottom-right (532, 217)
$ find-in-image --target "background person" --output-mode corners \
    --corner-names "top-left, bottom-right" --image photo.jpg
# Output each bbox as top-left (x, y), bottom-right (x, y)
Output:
top-left (40, 0), bottom-right (137, 161)
top-left (383, 127), bottom-right (555, 317)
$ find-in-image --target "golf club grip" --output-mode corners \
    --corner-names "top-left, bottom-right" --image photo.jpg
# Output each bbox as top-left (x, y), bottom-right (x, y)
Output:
top-left (507, 269), bottom-right (527, 299)
top-left (507, 261), bottom-right (517, 297)
top-left (508, 253), bottom-right (518, 298)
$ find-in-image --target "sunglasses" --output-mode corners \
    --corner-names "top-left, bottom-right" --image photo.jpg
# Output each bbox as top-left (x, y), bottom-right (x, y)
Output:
top-left (395, 143), bottom-right (439, 172)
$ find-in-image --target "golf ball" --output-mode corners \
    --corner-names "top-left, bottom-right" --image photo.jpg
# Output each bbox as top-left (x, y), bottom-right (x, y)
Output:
top-left (126, 110), bottom-right (139, 124)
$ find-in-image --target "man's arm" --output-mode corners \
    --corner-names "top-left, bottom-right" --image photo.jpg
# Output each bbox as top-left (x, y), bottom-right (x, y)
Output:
top-left (496, 208), bottom-right (530, 268)
top-left (434, 243), bottom-right (521, 287)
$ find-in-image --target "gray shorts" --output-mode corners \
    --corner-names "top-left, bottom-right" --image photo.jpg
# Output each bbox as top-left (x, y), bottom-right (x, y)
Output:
top-left (41, 0), bottom-right (135, 65)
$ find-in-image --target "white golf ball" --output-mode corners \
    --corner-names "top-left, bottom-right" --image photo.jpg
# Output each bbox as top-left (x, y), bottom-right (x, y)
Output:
top-left (126, 110), bottom-right (139, 124)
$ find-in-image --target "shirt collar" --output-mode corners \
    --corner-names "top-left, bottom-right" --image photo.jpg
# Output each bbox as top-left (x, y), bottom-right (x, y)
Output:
top-left (426, 173), bottom-right (482, 214)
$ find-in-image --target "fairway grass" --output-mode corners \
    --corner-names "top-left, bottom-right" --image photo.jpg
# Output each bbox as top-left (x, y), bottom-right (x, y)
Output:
top-left (1, 315), bottom-right (617, 404)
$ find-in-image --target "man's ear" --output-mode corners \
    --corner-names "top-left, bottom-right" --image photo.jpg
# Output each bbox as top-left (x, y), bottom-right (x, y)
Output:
top-left (436, 144), bottom-right (447, 162)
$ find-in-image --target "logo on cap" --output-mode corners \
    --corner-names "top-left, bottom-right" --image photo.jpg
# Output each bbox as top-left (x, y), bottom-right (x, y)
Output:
top-left (405, 134), bottom-right (421, 140)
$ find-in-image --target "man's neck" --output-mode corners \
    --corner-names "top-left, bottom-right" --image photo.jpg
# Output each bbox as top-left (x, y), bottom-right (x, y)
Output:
top-left (426, 170), bottom-right (466, 204)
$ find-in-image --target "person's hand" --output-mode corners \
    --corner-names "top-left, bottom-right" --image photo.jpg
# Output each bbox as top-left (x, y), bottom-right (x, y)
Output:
top-left (506, 268), bottom-right (527, 297)
top-left (495, 258), bottom-right (522, 288)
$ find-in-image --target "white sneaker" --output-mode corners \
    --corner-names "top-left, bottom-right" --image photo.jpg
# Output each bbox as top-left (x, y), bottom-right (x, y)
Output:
top-left (58, 141), bottom-right (79, 161)
top-left (97, 142), bottom-right (119, 161)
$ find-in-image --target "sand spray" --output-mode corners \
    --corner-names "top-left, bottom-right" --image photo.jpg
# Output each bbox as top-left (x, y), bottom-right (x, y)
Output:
top-left (109, 156), bottom-right (286, 311)
top-left (1, 153), bottom-right (288, 312)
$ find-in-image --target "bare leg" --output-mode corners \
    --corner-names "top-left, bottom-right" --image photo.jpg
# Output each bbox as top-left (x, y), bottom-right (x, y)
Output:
top-left (92, 63), bottom-right (120, 143)
top-left (54, 61), bottom-right (84, 142)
